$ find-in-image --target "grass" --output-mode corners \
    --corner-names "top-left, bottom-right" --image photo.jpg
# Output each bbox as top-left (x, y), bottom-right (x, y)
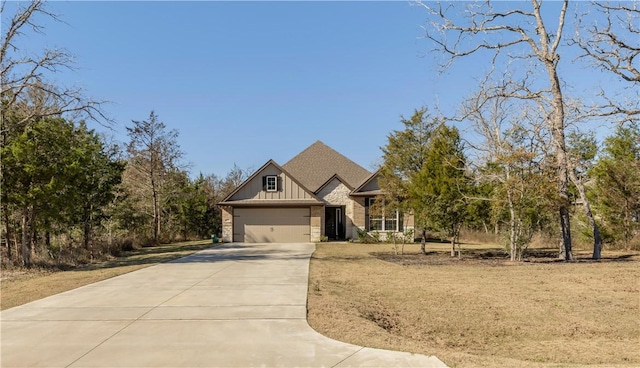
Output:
top-left (307, 242), bottom-right (640, 368)
top-left (0, 239), bottom-right (216, 310)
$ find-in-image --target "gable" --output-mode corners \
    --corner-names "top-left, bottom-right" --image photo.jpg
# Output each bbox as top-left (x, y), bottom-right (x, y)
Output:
top-left (351, 170), bottom-right (383, 196)
top-left (316, 176), bottom-right (352, 205)
top-left (359, 176), bottom-right (380, 192)
top-left (282, 141), bottom-right (371, 192)
top-left (224, 161), bottom-right (318, 202)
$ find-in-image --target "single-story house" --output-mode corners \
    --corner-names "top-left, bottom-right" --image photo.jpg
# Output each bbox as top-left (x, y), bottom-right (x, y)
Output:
top-left (218, 141), bottom-right (414, 243)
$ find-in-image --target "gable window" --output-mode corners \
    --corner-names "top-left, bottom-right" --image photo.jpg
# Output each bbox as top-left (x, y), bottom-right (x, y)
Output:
top-left (265, 175), bottom-right (278, 192)
top-left (366, 198), bottom-right (401, 232)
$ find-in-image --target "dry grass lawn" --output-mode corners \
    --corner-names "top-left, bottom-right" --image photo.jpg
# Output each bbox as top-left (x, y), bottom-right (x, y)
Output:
top-left (1, 239), bottom-right (215, 310)
top-left (307, 242), bottom-right (640, 368)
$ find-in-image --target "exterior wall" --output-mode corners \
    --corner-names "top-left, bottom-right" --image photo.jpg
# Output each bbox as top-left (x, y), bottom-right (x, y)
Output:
top-left (221, 206), bottom-right (233, 242)
top-left (230, 164), bottom-right (315, 201)
top-left (317, 178), bottom-right (354, 239)
top-left (351, 197), bottom-right (366, 239)
top-left (317, 179), bottom-right (351, 205)
top-left (345, 200), bottom-right (354, 240)
top-left (310, 205), bottom-right (324, 242)
top-left (350, 197), bottom-right (416, 241)
top-left (404, 212), bottom-right (415, 230)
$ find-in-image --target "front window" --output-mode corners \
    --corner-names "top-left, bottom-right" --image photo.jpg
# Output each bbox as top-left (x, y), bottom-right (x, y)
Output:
top-left (367, 198), bottom-right (400, 232)
top-left (266, 175), bottom-right (278, 192)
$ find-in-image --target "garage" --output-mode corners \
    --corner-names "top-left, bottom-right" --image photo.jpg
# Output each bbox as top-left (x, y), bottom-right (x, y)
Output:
top-left (233, 207), bottom-right (310, 243)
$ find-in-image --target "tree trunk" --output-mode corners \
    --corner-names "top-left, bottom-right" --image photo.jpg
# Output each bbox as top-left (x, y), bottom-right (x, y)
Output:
top-left (506, 178), bottom-right (519, 262)
top-left (83, 219), bottom-right (92, 251)
top-left (82, 202), bottom-right (93, 250)
top-left (450, 236), bottom-right (456, 257)
top-left (20, 208), bottom-right (31, 267)
top-left (544, 58), bottom-right (573, 261)
top-left (454, 223), bottom-right (463, 259)
top-left (30, 211), bottom-right (37, 260)
top-left (450, 224), bottom-right (456, 257)
top-left (508, 193), bottom-right (517, 262)
top-left (558, 206), bottom-right (573, 260)
top-left (3, 204), bottom-right (13, 263)
top-left (151, 174), bottom-right (160, 245)
top-left (392, 233), bottom-right (399, 256)
top-left (568, 169), bottom-right (602, 259)
top-left (420, 228), bottom-right (427, 255)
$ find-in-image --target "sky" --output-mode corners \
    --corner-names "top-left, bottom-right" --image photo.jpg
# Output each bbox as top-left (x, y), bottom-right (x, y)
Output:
top-left (5, 1), bottom-right (630, 178)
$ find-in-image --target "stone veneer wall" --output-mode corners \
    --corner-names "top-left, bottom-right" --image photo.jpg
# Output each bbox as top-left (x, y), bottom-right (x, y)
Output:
top-left (317, 179), bottom-right (356, 239)
top-left (221, 206), bottom-right (233, 242)
top-left (351, 197), bottom-right (366, 239)
top-left (310, 205), bottom-right (323, 242)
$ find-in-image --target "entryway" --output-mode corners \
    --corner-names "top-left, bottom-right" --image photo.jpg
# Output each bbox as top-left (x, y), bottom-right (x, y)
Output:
top-left (324, 206), bottom-right (345, 240)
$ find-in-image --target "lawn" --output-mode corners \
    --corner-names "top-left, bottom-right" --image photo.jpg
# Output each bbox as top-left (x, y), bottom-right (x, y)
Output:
top-left (0, 239), bottom-right (216, 310)
top-left (307, 242), bottom-right (640, 368)
top-left (2, 239), bottom-right (637, 367)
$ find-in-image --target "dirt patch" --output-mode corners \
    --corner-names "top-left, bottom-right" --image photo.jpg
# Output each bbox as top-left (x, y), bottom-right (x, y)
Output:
top-left (372, 247), bottom-right (640, 267)
top-left (307, 242), bottom-right (640, 368)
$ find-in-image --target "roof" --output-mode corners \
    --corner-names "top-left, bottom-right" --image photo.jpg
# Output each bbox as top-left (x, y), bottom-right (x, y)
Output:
top-left (282, 141), bottom-right (372, 193)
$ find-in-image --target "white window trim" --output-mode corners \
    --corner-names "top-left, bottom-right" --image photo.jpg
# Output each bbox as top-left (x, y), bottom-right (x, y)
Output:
top-left (367, 198), bottom-right (400, 232)
top-left (266, 175), bottom-right (278, 192)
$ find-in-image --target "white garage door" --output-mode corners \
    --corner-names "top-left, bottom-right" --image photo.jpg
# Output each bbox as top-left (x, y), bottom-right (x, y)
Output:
top-left (233, 208), bottom-right (310, 243)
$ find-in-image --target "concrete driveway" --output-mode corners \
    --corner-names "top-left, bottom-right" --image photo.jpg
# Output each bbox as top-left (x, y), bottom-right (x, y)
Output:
top-left (1, 243), bottom-right (446, 367)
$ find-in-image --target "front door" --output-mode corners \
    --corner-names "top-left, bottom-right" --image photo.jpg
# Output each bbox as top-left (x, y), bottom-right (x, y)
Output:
top-left (324, 207), bottom-right (345, 240)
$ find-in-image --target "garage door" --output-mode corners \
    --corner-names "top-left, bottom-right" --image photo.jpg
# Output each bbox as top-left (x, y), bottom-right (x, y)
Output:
top-left (233, 208), bottom-right (310, 243)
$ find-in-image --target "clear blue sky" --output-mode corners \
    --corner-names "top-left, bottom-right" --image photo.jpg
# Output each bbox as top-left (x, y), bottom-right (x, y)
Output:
top-left (7, 1), bottom-right (626, 177)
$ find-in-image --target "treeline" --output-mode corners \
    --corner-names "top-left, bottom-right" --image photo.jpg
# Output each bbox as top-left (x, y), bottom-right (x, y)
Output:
top-left (1, 1), bottom-right (252, 268)
top-left (380, 108), bottom-right (640, 261)
top-left (397, 1), bottom-right (640, 261)
top-left (1, 109), bottom-right (247, 268)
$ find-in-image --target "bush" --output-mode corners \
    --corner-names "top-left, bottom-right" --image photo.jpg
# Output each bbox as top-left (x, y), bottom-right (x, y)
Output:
top-left (356, 228), bottom-right (380, 244)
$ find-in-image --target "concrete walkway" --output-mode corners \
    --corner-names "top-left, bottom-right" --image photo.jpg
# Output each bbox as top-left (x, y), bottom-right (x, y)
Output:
top-left (1, 243), bottom-right (447, 367)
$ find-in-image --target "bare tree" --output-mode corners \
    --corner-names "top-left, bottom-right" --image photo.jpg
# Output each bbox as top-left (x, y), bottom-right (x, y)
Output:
top-left (420, 0), bottom-right (576, 259)
top-left (574, 2), bottom-right (640, 120)
top-left (0, 0), bottom-right (108, 128)
top-left (576, 2), bottom-right (639, 83)
top-left (126, 111), bottom-right (183, 245)
top-left (463, 86), bottom-right (556, 261)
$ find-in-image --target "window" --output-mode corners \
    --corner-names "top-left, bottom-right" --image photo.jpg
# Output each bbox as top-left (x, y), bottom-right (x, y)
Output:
top-left (366, 198), bottom-right (400, 232)
top-left (265, 175), bottom-right (278, 192)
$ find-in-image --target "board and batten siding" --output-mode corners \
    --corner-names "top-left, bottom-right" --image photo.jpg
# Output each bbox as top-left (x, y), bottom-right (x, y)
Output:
top-left (228, 164), bottom-right (315, 201)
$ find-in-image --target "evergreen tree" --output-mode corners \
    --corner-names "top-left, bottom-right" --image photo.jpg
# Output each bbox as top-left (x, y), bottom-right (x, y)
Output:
top-left (590, 123), bottom-right (640, 248)
top-left (379, 107), bottom-right (440, 254)
top-left (411, 124), bottom-right (469, 256)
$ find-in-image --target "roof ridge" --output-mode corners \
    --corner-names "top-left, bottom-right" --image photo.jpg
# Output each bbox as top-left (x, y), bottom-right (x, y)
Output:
top-left (282, 140), bottom-right (372, 192)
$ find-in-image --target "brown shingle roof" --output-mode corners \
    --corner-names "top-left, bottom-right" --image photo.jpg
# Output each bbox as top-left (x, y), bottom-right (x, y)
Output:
top-left (282, 141), bottom-right (371, 193)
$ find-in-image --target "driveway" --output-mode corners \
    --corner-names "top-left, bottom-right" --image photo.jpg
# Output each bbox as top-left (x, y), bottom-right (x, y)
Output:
top-left (1, 243), bottom-right (447, 367)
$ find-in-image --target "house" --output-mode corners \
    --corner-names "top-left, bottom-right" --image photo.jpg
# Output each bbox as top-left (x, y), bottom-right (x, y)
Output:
top-left (218, 141), bottom-right (413, 243)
